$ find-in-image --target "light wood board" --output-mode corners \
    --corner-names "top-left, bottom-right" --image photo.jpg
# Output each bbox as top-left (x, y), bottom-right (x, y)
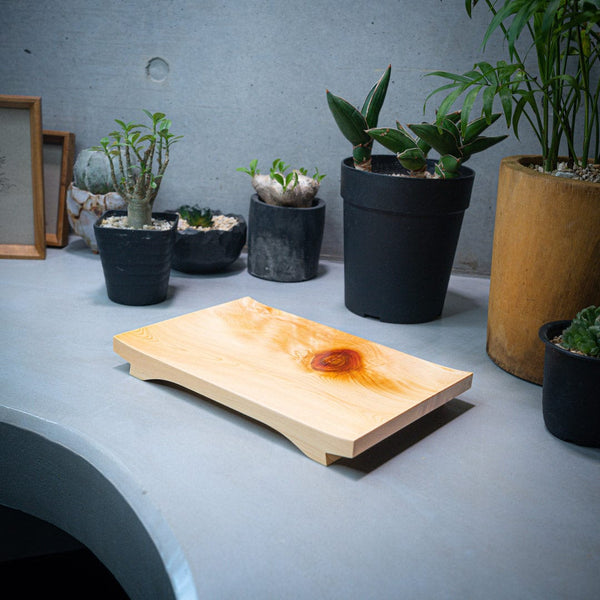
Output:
top-left (113, 297), bottom-right (473, 465)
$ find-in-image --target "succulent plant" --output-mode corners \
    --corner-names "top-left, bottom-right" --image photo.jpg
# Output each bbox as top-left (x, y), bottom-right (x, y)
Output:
top-left (366, 111), bottom-right (508, 178)
top-left (237, 158), bottom-right (325, 208)
top-left (326, 65), bottom-right (391, 172)
top-left (73, 148), bottom-right (120, 194)
top-left (95, 110), bottom-right (183, 229)
top-left (559, 305), bottom-right (600, 357)
top-left (177, 205), bottom-right (214, 228)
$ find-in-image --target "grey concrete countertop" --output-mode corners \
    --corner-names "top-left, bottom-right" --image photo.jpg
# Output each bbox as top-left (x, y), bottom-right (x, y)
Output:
top-left (1, 239), bottom-right (599, 600)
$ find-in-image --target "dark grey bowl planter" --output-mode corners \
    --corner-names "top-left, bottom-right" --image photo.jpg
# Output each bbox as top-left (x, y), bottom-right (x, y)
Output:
top-left (170, 212), bottom-right (247, 274)
top-left (94, 210), bottom-right (178, 306)
top-left (341, 155), bottom-right (474, 323)
top-left (247, 194), bottom-right (325, 282)
top-left (539, 320), bottom-right (600, 447)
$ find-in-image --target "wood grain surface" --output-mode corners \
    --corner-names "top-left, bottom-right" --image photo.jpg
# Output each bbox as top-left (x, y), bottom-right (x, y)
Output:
top-left (114, 297), bottom-right (473, 465)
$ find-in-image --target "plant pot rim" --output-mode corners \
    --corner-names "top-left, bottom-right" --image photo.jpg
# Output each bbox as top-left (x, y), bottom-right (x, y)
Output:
top-left (539, 320), bottom-right (600, 363)
top-left (166, 210), bottom-right (246, 236)
top-left (501, 155), bottom-right (599, 187)
top-left (251, 193), bottom-right (325, 211)
top-left (93, 209), bottom-right (178, 230)
top-left (341, 155), bottom-right (475, 181)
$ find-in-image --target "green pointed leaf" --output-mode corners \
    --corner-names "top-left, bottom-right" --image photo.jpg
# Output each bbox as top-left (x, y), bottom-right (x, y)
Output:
top-left (435, 154), bottom-right (461, 178)
top-left (463, 113), bottom-right (501, 143)
top-left (361, 64), bottom-right (391, 128)
top-left (462, 134), bottom-right (508, 160)
top-left (396, 147), bottom-right (427, 172)
top-left (408, 123), bottom-right (460, 157)
top-left (326, 91), bottom-right (370, 145)
top-left (460, 86), bottom-right (482, 135)
top-left (366, 126), bottom-right (419, 154)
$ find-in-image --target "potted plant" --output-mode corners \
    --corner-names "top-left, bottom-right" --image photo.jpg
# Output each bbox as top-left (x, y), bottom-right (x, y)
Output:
top-left (427, 0), bottom-right (600, 382)
top-left (237, 158), bottom-right (326, 282)
top-left (169, 205), bottom-right (246, 274)
top-left (327, 66), bottom-right (507, 323)
top-left (539, 305), bottom-right (600, 447)
top-left (66, 148), bottom-right (126, 252)
top-left (93, 110), bottom-right (182, 305)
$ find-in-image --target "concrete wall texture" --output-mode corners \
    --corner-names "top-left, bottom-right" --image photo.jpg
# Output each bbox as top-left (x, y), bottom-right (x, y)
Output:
top-left (1, 0), bottom-right (543, 275)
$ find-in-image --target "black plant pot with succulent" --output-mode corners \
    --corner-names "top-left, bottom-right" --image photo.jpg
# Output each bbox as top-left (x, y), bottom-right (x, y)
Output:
top-left (539, 306), bottom-right (600, 448)
top-left (327, 65), bottom-right (506, 323)
top-left (238, 159), bottom-right (326, 282)
top-left (169, 205), bottom-right (247, 274)
top-left (93, 110), bottom-right (183, 305)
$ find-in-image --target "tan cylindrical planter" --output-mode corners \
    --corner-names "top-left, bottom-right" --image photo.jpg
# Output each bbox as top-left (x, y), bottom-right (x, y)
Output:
top-left (487, 155), bottom-right (600, 384)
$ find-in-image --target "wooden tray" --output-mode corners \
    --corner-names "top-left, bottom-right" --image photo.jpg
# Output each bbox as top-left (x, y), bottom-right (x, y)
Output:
top-left (113, 297), bottom-right (472, 465)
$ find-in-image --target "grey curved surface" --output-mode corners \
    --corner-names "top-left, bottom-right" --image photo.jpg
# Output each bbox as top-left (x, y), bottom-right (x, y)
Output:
top-left (0, 416), bottom-right (195, 600)
top-left (2, 240), bottom-right (599, 600)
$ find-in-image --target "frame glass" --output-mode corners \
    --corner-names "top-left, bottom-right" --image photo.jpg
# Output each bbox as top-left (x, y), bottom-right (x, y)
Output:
top-left (0, 95), bottom-right (45, 259)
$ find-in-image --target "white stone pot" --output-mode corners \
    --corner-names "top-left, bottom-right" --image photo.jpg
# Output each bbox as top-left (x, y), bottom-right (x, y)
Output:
top-left (66, 183), bottom-right (126, 252)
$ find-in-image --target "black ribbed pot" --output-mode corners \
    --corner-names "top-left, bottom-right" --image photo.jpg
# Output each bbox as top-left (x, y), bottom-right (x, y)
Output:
top-left (94, 210), bottom-right (178, 306)
top-left (247, 194), bottom-right (325, 282)
top-left (170, 212), bottom-right (247, 274)
top-left (341, 155), bottom-right (474, 323)
top-left (539, 320), bottom-right (600, 447)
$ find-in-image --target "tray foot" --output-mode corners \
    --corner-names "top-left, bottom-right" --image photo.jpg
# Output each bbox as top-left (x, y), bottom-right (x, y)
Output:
top-left (285, 434), bottom-right (341, 466)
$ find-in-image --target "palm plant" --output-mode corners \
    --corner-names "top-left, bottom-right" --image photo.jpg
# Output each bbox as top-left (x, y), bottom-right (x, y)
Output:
top-left (427, 0), bottom-right (600, 172)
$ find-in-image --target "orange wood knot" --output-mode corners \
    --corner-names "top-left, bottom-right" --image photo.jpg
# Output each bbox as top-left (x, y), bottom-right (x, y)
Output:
top-left (310, 349), bottom-right (362, 373)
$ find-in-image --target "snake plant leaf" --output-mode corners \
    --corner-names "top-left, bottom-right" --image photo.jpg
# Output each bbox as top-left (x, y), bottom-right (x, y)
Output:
top-left (435, 154), bottom-right (461, 178)
top-left (326, 91), bottom-right (370, 145)
top-left (361, 64), bottom-right (391, 128)
top-left (396, 147), bottom-right (428, 173)
top-left (461, 133), bottom-right (508, 161)
top-left (408, 122), bottom-right (460, 157)
top-left (365, 126), bottom-right (419, 154)
top-left (463, 113), bottom-right (501, 143)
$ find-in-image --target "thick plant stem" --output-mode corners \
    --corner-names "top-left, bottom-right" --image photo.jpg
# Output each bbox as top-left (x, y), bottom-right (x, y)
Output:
top-left (127, 198), bottom-right (152, 229)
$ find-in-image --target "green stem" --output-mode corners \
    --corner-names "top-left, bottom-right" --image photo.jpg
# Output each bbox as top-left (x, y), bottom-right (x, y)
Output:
top-left (127, 198), bottom-right (152, 229)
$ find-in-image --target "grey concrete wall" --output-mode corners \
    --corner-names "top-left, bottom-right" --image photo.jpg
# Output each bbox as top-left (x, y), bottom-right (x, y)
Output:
top-left (1, 0), bottom-right (539, 275)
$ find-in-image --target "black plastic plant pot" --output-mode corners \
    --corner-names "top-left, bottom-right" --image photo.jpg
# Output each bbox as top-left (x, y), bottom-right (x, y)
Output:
top-left (247, 194), bottom-right (325, 282)
top-left (94, 210), bottom-right (178, 306)
top-left (539, 320), bottom-right (600, 448)
top-left (171, 213), bottom-right (247, 274)
top-left (341, 155), bottom-right (474, 323)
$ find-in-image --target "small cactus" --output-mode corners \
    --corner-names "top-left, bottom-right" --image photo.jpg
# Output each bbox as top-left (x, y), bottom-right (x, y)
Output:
top-left (559, 306), bottom-right (600, 357)
top-left (177, 205), bottom-right (214, 228)
top-left (366, 111), bottom-right (507, 178)
top-left (326, 65), bottom-right (391, 172)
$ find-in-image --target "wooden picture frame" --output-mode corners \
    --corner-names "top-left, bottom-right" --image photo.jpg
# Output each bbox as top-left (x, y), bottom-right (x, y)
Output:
top-left (43, 130), bottom-right (75, 247)
top-left (0, 95), bottom-right (45, 259)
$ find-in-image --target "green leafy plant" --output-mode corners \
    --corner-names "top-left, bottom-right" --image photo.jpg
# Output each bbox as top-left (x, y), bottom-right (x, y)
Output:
top-left (237, 159), bottom-right (325, 207)
top-left (427, 0), bottom-right (600, 172)
top-left (326, 65), bottom-right (391, 171)
top-left (366, 111), bottom-right (507, 178)
top-left (95, 110), bottom-right (183, 229)
top-left (177, 205), bottom-right (214, 228)
top-left (559, 305), bottom-right (600, 357)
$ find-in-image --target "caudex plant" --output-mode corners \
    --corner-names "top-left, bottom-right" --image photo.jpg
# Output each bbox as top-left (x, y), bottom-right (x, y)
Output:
top-left (96, 110), bottom-right (183, 229)
top-left (326, 64), bottom-right (391, 171)
top-left (558, 305), bottom-right (600, 357)
top-left (237, 158), bottom-right (326, 207)
top-left (366, 110), bottom-right (508, 178)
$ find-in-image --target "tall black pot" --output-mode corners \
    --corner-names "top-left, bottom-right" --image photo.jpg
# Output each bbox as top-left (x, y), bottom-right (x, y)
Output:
top-left (94, 210), bottom-right (178, 306)
top-left (539, 320), bottom-right (600, 447)
top-left (247, 194), bottom-right (325, 282)
top-left (341, 156), bottom-right (474, 323)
